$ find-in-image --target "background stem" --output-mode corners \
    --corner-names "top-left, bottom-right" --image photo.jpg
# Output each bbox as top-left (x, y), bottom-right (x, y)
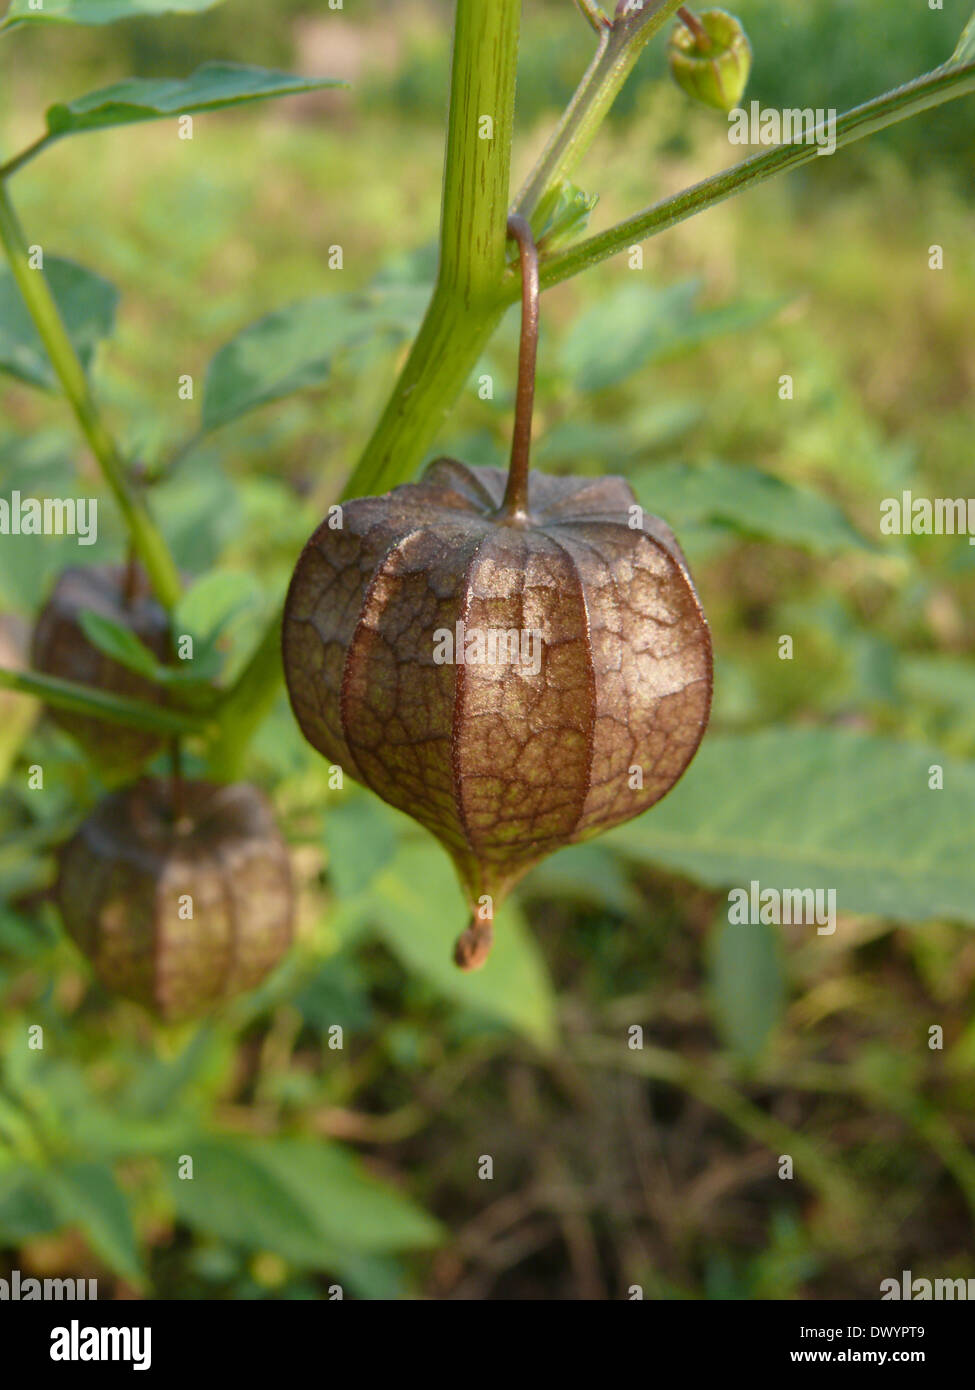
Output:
top-left (0, 183), bottom-right (182, 610)
top-left (170, 737), bottom-right (185, 822)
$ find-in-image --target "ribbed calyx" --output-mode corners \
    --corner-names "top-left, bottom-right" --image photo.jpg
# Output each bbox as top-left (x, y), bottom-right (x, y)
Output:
top-left (31, 564), bottom-right (169, 772)
top-left (668, 8), bottom-right (752, 113)
top-left (283, 458), bottom-right (712, 963)
top-left (57, 778), bottom-right (294, 1021)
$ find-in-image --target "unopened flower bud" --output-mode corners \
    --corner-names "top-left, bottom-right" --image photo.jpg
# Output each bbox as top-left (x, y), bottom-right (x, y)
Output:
top-left (668, 8), bottom-right (752, 113)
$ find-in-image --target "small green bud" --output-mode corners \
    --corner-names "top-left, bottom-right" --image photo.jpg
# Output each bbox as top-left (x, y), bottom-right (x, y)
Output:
top-left (532, 180), bottom-right (599, 252)
top-left (668, 9), bottom-right (752, 114)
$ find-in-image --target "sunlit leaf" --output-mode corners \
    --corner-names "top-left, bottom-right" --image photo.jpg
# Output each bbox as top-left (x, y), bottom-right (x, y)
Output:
top-left (170, 569), bottom-right (264, 685)
top-left (44, 64), bottom-right (345, 139)
top-left (610, 728), bottom-right (975, 925)
top-left (2, 0), bottom-right (223, 28)
top-left (631, 459), bottom-right (873, 554)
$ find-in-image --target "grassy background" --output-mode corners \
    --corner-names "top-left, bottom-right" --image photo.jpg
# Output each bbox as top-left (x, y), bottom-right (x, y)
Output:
top-left (0, 0), bottom-right (974, 1299)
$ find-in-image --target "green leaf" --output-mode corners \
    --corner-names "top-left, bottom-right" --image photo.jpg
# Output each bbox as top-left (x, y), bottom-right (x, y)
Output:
top-left (708, 911), bottom-right (785, 1063)
top-left (0, 1167), bottom-right (58, 1242)
top-left (609, 728), bottom-right (975, 926)
top-left (171, 569), bottom-right (263, 684)
top-left (174, 570), bottom-right (261, 646)
top-left (54, 611), bottom-right (219, 701)
top-left (522, 842), bottom-right (640, 917)
top-left (43, 63), bottom-right (345, 140)
top-left (255, 1140), bottom-right (442, 1255)
top-left (152, 456), bottom-right (240, 572)
top-left (0, 678), bottom-right (38, 782)
top-left (900, 654), bottom-right (975, 717)
top-left (332, 1251), bottom-right (407, 1301)
top-left (0, 257), bottom-right (117, 390)
top-left (0, 903), bottom-right (51, 957)
top-left (167, 1139), bottom-right (338, 1268)
top-left (533, 180), bottom-right (599, 252)
top-left (534, 403), bottom-right (702, 469)
top-left (76, 608), bottom-right (161, 680)
top-left (168, 1135), bottom-right (442, 1266)
top-left (323, 795), bottom-right (398, 897)
top-left (40, 1161), bottom-right (143, 1285)
top-left (74, 578), bottom-right (260, 695)
top-left (951, 11), bottom-right (975, 64)
top-left (201, 286), bottom-right (427, 432)
top-left (293, 957), bottom-right (374, 1035)
top-left (631, 460), bottom-right (872, 555)
top-left (367, 841), bottom-right (559, 1051)
top-left (559, 282), bottom-right (782, 392)
top-left (2, 0), bottom-right (222, 28)
top-left (0, 664), bottom-right (204, 735)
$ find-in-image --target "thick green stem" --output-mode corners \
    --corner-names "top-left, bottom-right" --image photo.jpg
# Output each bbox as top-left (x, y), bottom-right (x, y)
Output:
top-left (342, 0), bottom-right (520, 500)
top-left (206, 609), bottom-right (284, 780)
top-left (342, 288), bottom-right (506, 500)
top-left (0, 183), bottom-right (182, 610)
top-left (344, 16), bottom-right (975, 522)
top-left (438, 0), bottom-right (520, 300)
top-left (537, 57), bottom-right (975, 289)
top-left (512, 0), bottom-right (683, 220)
top-left (344, 0), bottom-right (684, 502)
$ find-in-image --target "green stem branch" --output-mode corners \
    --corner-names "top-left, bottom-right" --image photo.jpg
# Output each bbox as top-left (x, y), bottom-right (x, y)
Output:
top-left (512, 0), bottom-right (683, 220)
top-left (0, 133), bottom-right (49, 181)
top-left (343, 22), bottom-right (975, 529)
top-left (0, 183), bottom-right (182, 610)
top-left (341, 289), bottom-right (506, 501)
top-left (537, 57), bottom-right (975, 289)
top-left (574, 0), bottom-right (610, 35)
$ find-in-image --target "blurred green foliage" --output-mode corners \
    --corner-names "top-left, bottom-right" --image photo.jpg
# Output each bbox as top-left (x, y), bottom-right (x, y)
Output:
top-left (0, 0), bottom-right (973, 1299)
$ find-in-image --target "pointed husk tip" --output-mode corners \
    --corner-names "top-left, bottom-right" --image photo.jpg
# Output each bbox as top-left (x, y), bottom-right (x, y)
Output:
top-left (453, 915), bottom-right (494, 971)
